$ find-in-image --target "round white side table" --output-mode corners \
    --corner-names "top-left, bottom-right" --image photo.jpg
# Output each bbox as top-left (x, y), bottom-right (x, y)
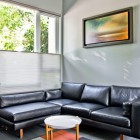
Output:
top-left (44, 115), bottom-right (82, 140)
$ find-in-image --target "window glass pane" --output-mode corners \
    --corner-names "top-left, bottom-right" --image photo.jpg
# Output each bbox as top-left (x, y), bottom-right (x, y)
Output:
top-left (40, 14), bottom-right (49, 53)
top-left (40, 14), bottom-right (57, 54)
top-left (0, 2), bottom-right (35, 52)
top-left (0, 2), bottom-right (60, 54)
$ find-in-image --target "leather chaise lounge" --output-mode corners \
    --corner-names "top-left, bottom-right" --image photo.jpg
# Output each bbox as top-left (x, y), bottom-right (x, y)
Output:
top-left (0, 91), bottom-right (61, 139)
top-left (0, 82), bottom-right (140, 140)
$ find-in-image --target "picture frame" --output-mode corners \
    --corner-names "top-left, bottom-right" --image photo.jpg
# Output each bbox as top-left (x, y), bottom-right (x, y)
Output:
top-left (83, 7), bottom-right (133, 48)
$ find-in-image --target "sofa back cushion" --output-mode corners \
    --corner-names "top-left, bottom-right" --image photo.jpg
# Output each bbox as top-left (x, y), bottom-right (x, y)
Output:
top-left (111, 85), bottom-right (140, 106)
top-left (61, 82), bottom-right (85, 101)
top-left (0, 91), bottom-right (45, 108)
top-left (81, 85), bottom-right (110, 106)
top-left (46, 89), bottom-right (62, 101)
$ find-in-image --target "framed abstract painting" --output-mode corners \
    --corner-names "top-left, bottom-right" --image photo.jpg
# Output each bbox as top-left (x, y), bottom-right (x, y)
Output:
top-left (83, 7), bottom-right (133, 48)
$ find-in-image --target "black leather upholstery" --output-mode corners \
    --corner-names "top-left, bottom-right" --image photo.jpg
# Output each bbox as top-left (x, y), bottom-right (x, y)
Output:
top-left (0, 102), bottom-right (61, 122)
top-left (61, 82), bottom-right (85, 101)
top-left (81, 85), bottom-right (110, 106)
top-left (14, 116), bottom-right (50, 130)
top-left (131, 101), bottom-right (140, 138)
top-left (14, 116), bottom-right (54, 130)
top-left (82, 118), bottom-right (131, 136)
top-left (123, 101), bottom-right (132, 116)
top-left (111, 85), bottom-right (140, 106)
top-left (48, 99), bottom-right (78, 106)
top-left (91, 107), bottom-right (131, 128)
top-left (123, 98), bottom-right (140, 116)
top-left (0, 115), bottom-right (60, 130)
top-left (62, 103), bottom-right (105, 118)
top-left (0, 91), bottom-right (45, 108)
top-left (46, 89), bottom-right (62, 101)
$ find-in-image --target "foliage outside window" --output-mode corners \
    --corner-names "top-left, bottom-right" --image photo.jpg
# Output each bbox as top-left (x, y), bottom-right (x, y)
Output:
top-left (0, 2), bottom-right (58, 53)
top-left (40, 15), bottom-right (49, 53)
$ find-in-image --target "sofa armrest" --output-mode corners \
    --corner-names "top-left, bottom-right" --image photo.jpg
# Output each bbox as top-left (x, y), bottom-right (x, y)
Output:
top-left (45, 89), bottom-right (62, 101)
top-left (131, 101), bottom-right (140, 138)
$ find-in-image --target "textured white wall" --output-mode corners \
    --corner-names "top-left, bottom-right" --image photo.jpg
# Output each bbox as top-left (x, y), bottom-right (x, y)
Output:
top-left (63, 0), bottom-right (140, 86)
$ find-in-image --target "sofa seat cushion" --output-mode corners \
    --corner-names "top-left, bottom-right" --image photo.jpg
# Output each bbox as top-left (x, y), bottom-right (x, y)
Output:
top-left (91, 107), bottom-right (131, 128)
top-left (0, 102), bottom-right (61, 122)
top-left (62, 103), bottom-right (106, 118)
top-left (48, 99), bottom-right (78, 106)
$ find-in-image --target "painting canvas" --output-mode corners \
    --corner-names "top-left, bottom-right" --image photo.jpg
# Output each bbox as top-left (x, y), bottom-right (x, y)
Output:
top-left (83, 7), bottom-right (133, 48)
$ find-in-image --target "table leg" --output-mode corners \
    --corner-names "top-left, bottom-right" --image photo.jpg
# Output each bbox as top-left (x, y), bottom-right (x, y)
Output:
top-left (76, 124), bottom-right (79, 140)
top-left (46, 125), bottom-right (49, 140)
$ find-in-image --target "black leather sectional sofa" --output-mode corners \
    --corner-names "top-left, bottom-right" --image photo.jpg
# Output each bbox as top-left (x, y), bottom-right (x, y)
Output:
top-left (0, 82), bottom-right (140, 140)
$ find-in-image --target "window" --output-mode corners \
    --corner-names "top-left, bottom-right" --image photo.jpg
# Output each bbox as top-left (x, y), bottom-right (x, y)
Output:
top-left (0, 1), bottom-right (60, 54)
top-left (40, 14), bottom-right (58, 53)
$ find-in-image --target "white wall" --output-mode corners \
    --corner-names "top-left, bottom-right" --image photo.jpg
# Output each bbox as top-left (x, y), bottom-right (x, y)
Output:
top-left (13, 0), bottom-right (62, 14)
top-left (63, 0), bottom-right (140, 86)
